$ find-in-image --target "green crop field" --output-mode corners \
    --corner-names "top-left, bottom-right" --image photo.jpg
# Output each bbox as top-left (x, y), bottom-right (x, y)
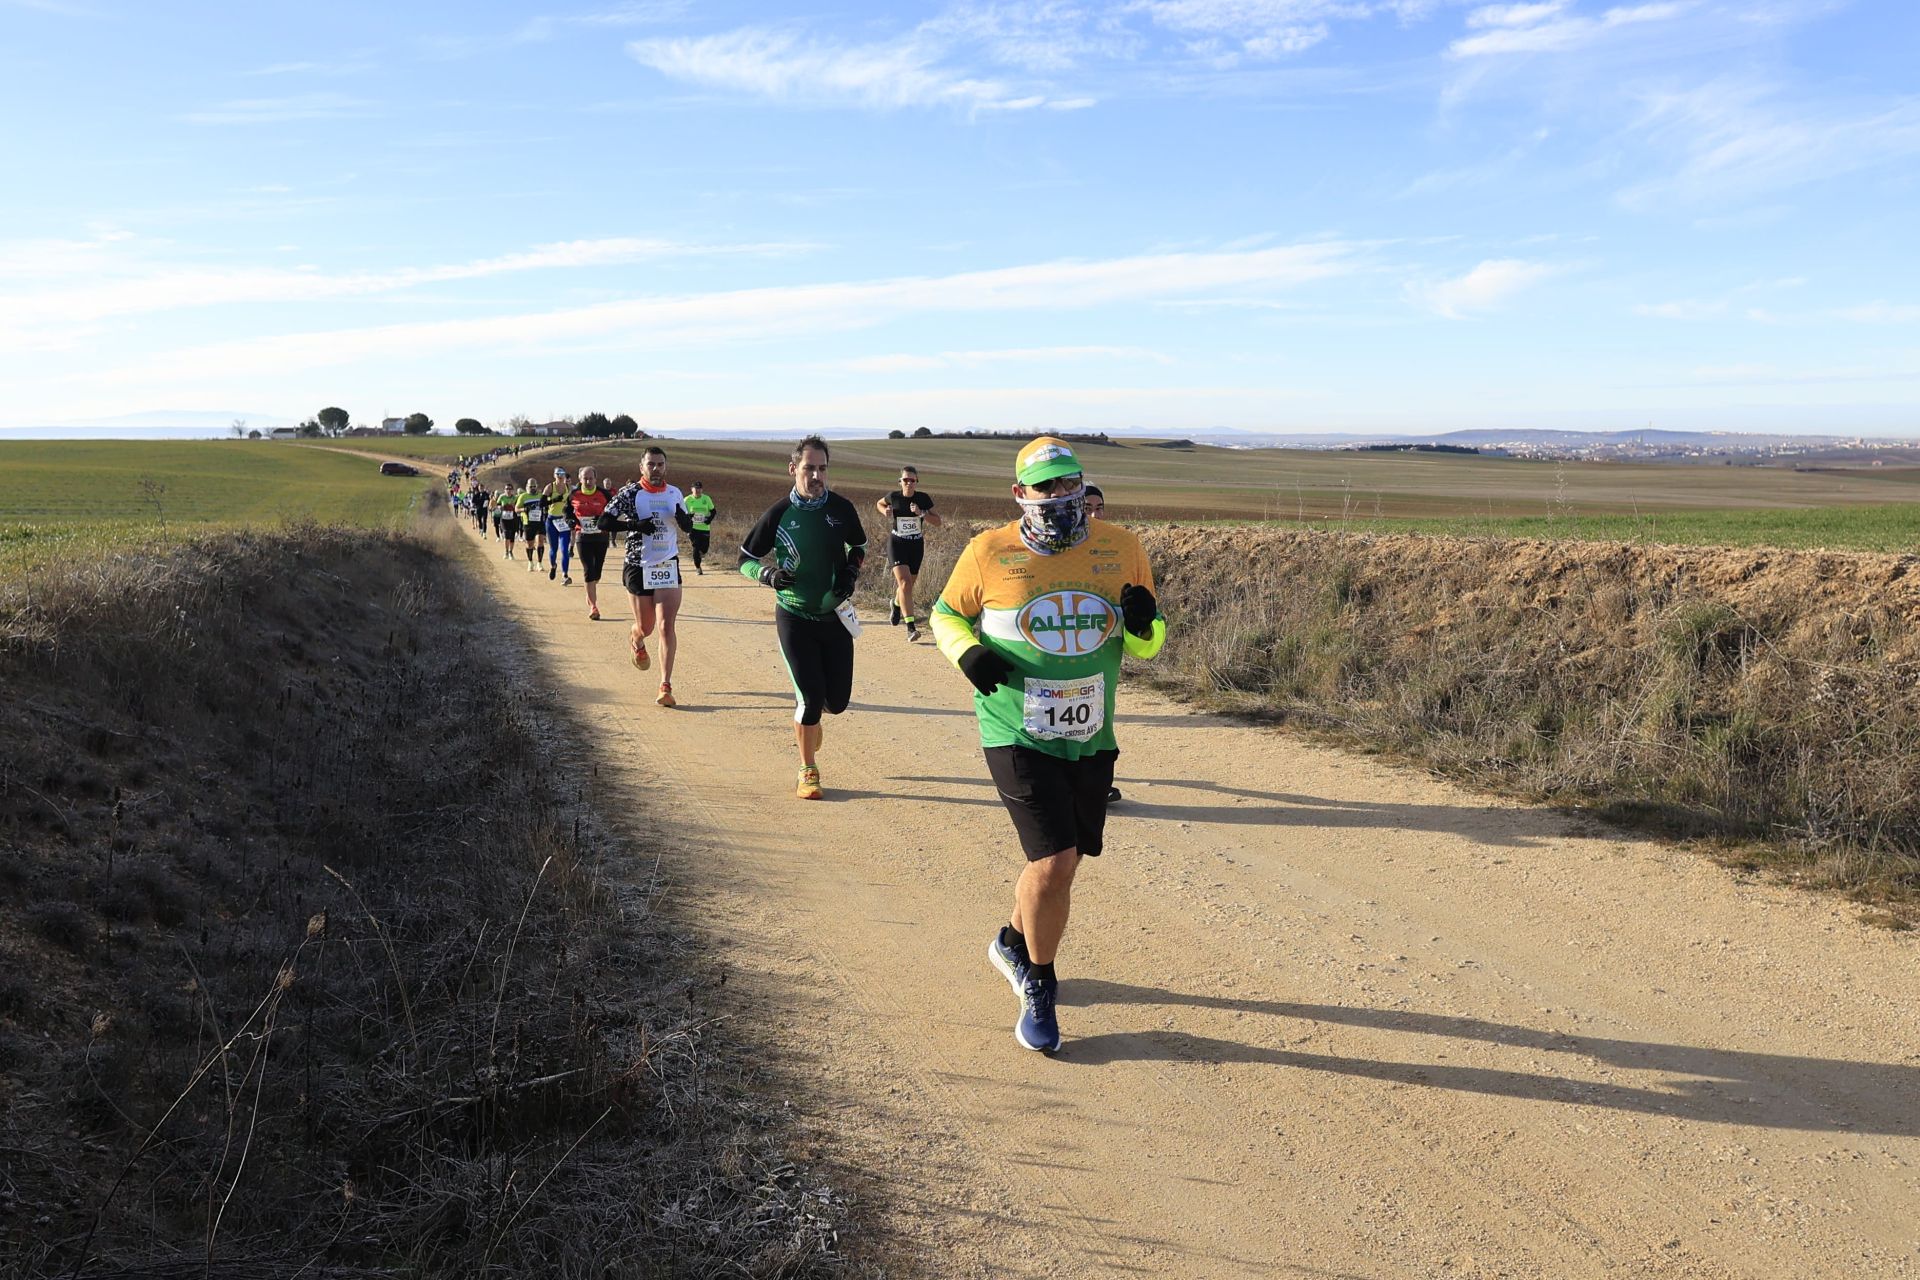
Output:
top-left (0, 440), bottom-right (431, 574)
top-left (1290, 503), bottom-right (1920, 553)
top-left (515, 436), bottom-right (1920, 553)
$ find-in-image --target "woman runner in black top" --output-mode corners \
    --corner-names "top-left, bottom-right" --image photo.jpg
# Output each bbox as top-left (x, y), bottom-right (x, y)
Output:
top-left (874, 465), bottom-right (941, 640)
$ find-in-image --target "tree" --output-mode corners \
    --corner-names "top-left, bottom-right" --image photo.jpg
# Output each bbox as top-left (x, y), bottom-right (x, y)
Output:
top-left (576, 412), bottom-right (614, 438)
top-left (297, 418), bottom-right (323, 438)
top-left (404, 412), bottom-right (433, 435)
top-left (911, 426), bottom-right (933, 438)
top-left (454, 417), bottom-right (485, 434)
top-left (137, 477), bottom-right (167, 532)
top-left (228, 417), bottom-right (248, 438)
top-left (317, 406), bottom-right (350, 436)
top-left (887, 429), bottom-right (906, 440)
top-left (610, 413), bottom-right (638, 437)
top-left (247, 429), bottom-right (262, 439)
top-left (503, 414), bottom-right (534, 436)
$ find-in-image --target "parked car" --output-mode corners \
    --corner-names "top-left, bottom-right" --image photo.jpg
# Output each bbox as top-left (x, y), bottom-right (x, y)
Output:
top-left (379, 461), bottom-right (419, 476)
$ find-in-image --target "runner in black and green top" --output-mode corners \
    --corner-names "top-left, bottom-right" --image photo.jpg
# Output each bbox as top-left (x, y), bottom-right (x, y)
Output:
top-left (515, 479), bottom-right (548, 572)
top-left (684, 481), bottom-right (716, 576)
top-left (738, 435), bottom-right (868, 800)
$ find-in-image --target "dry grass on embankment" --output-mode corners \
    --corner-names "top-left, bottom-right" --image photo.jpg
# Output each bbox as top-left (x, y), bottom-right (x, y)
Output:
top-left (849, 517), bottom-right (1920, 921)
top-left (0, 517), bottom-right (850, 1277)
top-left (1136, 526), bottom-right (1920, 922)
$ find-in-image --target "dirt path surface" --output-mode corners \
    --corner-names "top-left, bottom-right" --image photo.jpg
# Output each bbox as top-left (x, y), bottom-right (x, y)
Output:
top-left (458, 518), bottom-right (1919, 1279)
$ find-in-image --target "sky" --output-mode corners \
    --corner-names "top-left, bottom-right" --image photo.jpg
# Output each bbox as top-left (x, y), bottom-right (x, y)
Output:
top-left (2, 0), bottom-right (1916, 436)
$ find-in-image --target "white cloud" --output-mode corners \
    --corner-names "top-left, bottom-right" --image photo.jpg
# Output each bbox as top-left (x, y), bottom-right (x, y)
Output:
top-left (627, 27), bottom-right (1064, 111)
top-left (926, 2), bottom-right (1145, 72)
top-left (105, 240), bottom-right (1365, 382)
top-left (1449, 1), bottom-right (1685, 57)
top-left (609, 384), bottom-right (1326, 435)
top-left (625, 1), bottom-right (1449, 110)
top-left (1674, 360), bottom-right (1920, 388)
top-left (1409, 258), bottom-right (1559, 317)
top-left (515, 2), bottom-right (687, 43)
top-left (0, 237), bottom-right (818, 340)
top-left (182, 93), bottom-right (375, 125)
top-left (1619, 79), bottom-right (1920, 207)
top-left (827, 344), bottom-right (1173, 372)
top-left (1832, 303), bottom-right (1920, 324)
top-left (0, 234), bottom-right (126, 279)
top-left (1126, 0), bottom-right (1358, 60)
top-left (574, 2), bottom-right (690, 26)
top-left (1466, 2), bottom-right (1569, 28)
top-left (1634, 277), bottom-right (1814, 321)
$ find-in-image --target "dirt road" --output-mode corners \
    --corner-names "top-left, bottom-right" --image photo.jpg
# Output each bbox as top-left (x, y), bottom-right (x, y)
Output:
top-left (460, 518), bottom-right (1918, 1279)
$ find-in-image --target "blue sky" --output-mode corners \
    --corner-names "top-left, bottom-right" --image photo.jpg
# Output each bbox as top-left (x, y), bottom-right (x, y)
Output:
top-left (2, 0), bottom-right (1916, 435)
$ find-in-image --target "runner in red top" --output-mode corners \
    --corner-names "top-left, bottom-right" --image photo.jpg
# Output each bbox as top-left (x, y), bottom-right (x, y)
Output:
top-left (568, 465), bottom-right (614, 621)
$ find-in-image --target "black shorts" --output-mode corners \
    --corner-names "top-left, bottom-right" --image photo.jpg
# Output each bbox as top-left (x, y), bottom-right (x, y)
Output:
top-left (622, 558), bottom-right (681, 597)
top-left (984, 745), bottom-right (1119, 861)
top-left (689, 528), bottom-right (712, 557)
top-left (888, 537), bottom-right (925, 573)
top-left (577, 533), bottom-right (610, 583)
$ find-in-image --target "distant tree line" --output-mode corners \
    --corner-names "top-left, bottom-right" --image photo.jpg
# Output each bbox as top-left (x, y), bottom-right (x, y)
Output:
top-left (263, 406), bottom-right (652, 439)
top-left (885, 428), bottom-right (1114, 444)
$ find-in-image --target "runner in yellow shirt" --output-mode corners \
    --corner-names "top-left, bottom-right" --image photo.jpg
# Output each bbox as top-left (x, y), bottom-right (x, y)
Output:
top-left (931, 437), bottom-right (1166, 1054)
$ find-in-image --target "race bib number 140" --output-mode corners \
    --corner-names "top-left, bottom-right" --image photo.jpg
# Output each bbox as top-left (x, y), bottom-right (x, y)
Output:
top-left (1021, 674), bottom-right (1105, 742)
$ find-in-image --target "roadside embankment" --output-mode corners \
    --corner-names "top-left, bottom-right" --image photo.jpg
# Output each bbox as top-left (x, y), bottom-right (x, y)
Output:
top-left (0, 520), bottom-right (848, 1277)
top-left (1137, 526), bottom-right (1920, 916)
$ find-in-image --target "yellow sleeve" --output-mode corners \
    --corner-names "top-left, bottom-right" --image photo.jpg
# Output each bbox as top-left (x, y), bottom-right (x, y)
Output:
top-left (1121, 537), bottom-right (1165, 660)
top-left (931, 539), bottom-right (984, 666)
top-left (1123, 617), bottom-right (1166, 660)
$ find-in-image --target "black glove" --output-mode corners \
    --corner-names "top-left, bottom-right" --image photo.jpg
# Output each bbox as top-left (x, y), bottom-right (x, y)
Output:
top-left (1120, 582), bottom-right (1158, 638)
top-left (762, 565), bottom-right (795, 591)
top-left (634, 515), bottom-right (661, 536)
top-left (833, 564), bottom-right (858, 603)
top-left (958, 645), bottom-right (1013, 697)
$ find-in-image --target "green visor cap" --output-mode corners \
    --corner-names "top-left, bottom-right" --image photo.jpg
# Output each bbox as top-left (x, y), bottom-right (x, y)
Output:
top-left (1014, 436), bottom-right (1084, 487)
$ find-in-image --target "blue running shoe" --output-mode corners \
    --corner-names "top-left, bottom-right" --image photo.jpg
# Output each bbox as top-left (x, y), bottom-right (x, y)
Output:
top-left (988, 928), bottom-right (1030, 994)
top-left (1016, 974), bottom-right (1061, 1054)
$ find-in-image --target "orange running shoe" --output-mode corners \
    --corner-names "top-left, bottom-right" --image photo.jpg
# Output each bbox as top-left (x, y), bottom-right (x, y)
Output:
top-left (631, 639), bottom-right (650, 671)
top-left (795, 765), bottom-right (822, 800)
top-left (656, 683), bottom-right (676, 708)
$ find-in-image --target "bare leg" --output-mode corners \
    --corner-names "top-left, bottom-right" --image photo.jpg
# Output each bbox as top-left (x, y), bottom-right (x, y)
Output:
top-left (631, 595), bottom-right (655, 656)
top-left (795, 721), bottom-right (822, 767)
top-left (892, 563), bottom-right (915, 618)
top-left (1011, 850), bottom-right (1080, 965)
top-left (655, 587), bottom-right (682, 685)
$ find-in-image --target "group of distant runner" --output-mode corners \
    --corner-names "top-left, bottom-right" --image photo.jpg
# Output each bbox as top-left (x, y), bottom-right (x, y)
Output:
top-left (461, 434), bottom-right (1162, 1056)
top-left (464, 449), bottom-right (718, 707)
